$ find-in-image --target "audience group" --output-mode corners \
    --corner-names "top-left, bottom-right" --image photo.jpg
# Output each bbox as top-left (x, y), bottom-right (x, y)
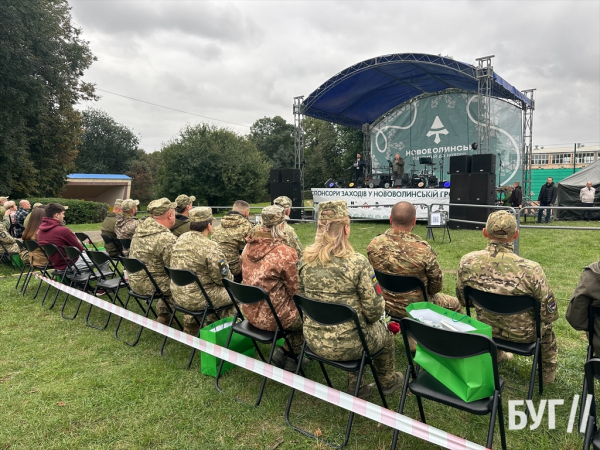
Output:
top-left (6, 193), bottom-right (600, 404)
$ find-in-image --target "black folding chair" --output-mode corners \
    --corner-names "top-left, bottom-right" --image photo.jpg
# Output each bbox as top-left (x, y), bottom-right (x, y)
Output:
top-left (75, 232), bottom-right (99, 251)
top-left (580, 307), bottom-right (600, 431)
top-left (464, 286), bottom-right (543, 405)
top-left (39, 244), bottom-right (70, 309)
top-left (84, 250), bottom-right (128, 330)
top-left (285, 294), bottom-right (388, 449)
top-left (393, 317), bottom-right (506, 450)
top-left (21, 240), bottom-right (47, 297)
top-left (101, 234), bottom-right (123, 258)
top-left (119, 238), bottom-right (132, 253)
top-left (162, 267), bottom-right (233, 368)
top-left (583, 358), bottom-right (600, 449)
top-left (14, 240), bottom-right (30, 291)
top-left (114, 258), bottom-right (181, 346)
top-left (374, 270), bottom-right (428, 321)
top-left (215, 278), bottom-right (302, 406)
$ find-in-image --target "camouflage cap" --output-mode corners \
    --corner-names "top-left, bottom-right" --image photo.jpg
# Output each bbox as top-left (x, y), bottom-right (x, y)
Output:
top-left (319, 200), bottom-right (349, 220)
top-left (485, 210), bottom-right (517, 239)
top-left (261, 205), bottom-right (285, 227)
top-left (115, 199), bottom-right (123, 206)
top-left (121, 199), bottom-right (140, 212)
top-left (0, 196), bottom-right (8, 202)
top-left (189, 207), bottom-right (213, 222)
top-left (32, 203), bottom-right (43, 209)
top-left (273, 196), bottom-right (292, 209)
top-left (175, 194), bottom-right (196, 208)
top-left (147, 198), bottom-right (177, 216)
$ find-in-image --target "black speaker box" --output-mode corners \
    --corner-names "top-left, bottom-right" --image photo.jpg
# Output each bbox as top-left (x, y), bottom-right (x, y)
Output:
top-left (450, 174), bottom-right (470, 203)
top-left (270, 169), bottom-right (281, 184)
top-left (468, 207), bottom-right (491, 229)
top-left (471, 154), bottom-right (496, 174)
top-left (270, 182), bottom-right (302, 220)
top-left (449, 155), bottom-right (472, 174)
top-left (448, 205), bottom-right (476, 230)
top-left (468, 173), bottom-right (496, 204)
top-left (281, 169), bottom-right (300, 183)
top-left (369, 178), bottom-right (382, 188)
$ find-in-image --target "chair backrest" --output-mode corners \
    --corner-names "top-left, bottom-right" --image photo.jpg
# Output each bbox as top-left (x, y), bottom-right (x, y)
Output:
top-left (374, 270), bottom-right (428, 301)
top-left (223, 278), bottom-right (286, 330)
top-left (63, 246), bottom-right (89, 274)
top-left (464, 286), bottom-right (541, 338)
top-left (24, 240), bottom-right (41, 253)
top-left (400, 317), bottom-right (502, 389)
top-left (16, 240), bottom-right (27, 252)
top-left (585, 358), bottom-right (600, 420)
top-left (120, 238), bottom-right (132, 250)
top-left (164, 266), bottom-right (215, 307)
top-left (101, 234), bottom-right (117, 246)
top-left (87, 250), bottom-right (123, 280)
top-left (121, 257), bottom-right (162, 295)
top-left (75, 232), bottom-right (99, 251)
top-left (40, 243), bottom-right (71, 269)
top-left (293, 294), bottom-right (373, 358)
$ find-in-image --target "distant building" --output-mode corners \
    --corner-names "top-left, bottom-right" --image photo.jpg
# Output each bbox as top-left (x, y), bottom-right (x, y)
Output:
top-left (61, 174), bottom-right (132, 205)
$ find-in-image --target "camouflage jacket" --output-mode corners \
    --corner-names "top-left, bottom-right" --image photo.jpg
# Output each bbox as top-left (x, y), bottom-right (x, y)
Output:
top-left (241, 231), bottom-right (299, 331)
top-left (456, 241), bottom-right (558, 343)
top-left (170, 231), bottom-right (233, 309)
top-left (115, 214), bottom-right (139, 240)
top-left (367, 229), bottom-right (442, 316)
top-left (170, 215), bottom-right (191, 237)
top-left (0, 222), bottom-right (18, 253)
top-left (298, 252), bottom-right (384, 354)
top-left (129, 218), bottom-right (176, 296)
top-left (100, 212), bottom-right (122, 257)
top-left (283, 223), bottom-right (303, 258)
top-left (212, 212), bottom-right (253, 276)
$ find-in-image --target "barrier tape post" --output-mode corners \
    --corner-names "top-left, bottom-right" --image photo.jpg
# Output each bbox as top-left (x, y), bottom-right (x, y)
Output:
top-left (35, 274), bottom-right (490, 450)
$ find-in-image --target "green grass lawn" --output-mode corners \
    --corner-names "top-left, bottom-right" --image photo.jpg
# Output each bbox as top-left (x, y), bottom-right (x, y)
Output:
top-left (1, 221), bottom-right (599, 449)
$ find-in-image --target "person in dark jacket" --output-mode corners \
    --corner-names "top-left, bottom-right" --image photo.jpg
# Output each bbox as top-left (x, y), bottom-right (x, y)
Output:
top-left (510, 182), bottom-right (523, 209)
top-left (537, 177), bottom-right (558, 223)
top-left (566, 261), bottom-right (600, 356)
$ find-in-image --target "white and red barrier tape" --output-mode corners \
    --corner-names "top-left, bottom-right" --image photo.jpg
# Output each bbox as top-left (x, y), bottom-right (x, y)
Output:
top-left (36, 274), bottom-right (489, 450)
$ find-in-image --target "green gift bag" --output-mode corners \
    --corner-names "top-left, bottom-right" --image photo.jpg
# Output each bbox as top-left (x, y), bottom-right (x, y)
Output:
top-left (406, 302), bottom-right (494, 403)
top-left (200, 316), bottom-right (255, 377)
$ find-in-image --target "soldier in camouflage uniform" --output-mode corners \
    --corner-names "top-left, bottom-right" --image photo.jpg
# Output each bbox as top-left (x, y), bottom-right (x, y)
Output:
top-left (367, 201), bottom-right (461, 318)
top-left (100, 199), bottom-right (123, 258)
top-left (298, 200), bottom-right (403, 398)
top-left (212, 200), bottom-right (253, 282)
top-left (171, 194), bottom-right (195, 237)
top-left (170, 207), bottom-right (234, 335)
top-left (272, 196), bottom-right (303, 258)
top-left (129, 198), bottom-right (178, 325)
top-left (0, 221), bottom-right (19, 254)
top-left (115, 199), bottom-right (140, 256)
top-left (456, 210), bottom-right (558, 383)
top-left (0, 196), bottom-right (8, 218)
top-left (242, 205), bottom-right (302, 370)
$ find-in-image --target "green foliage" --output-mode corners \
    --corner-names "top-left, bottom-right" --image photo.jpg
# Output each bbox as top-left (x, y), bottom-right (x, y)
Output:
top-left (126, 150), bottom-right (160, 202)
top-left (28, 197), bottom-right (108, 224)
top-left (0, 0), bottom-right (96, 197)
top-left (75, 108), bottom-right (140, 174)
top-left (157, 123), bottom-right (271, 205)
top-left (250, 116), bottom-right (295, 169)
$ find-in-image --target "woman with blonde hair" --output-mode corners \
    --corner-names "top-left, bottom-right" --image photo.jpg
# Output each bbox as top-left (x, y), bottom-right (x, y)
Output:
top-left (298, 200), bottom-right (402, 399)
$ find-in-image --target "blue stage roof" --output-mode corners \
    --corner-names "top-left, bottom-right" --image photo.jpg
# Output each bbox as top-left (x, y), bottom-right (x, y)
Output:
top-left (301, 53), bottom-right (531, 129)
top-left (68, 173), bottom-right (131, 180)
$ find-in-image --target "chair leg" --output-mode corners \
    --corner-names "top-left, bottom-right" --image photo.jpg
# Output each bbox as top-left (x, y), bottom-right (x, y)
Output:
top-left (318, 361), bottom-right (333, 387)
top-left (114, 294), bottom-right (133, 341)
top-left (391, 366), bottom-right (414, 450)
top-left (487, 393), bottom-right (499, 449)
top-left (185, 310), bottom-right (209, 369)
top-left (369, 361), bottom-right (388, 409)
top-left (125, 296), bottom-right (154, 347)
top-left (31, 271), bottom-right (46, 299)
top-left (85, 288), bottom-right (114, 331)
top-left (497, 394), bottom-right (507, 450)
top-left (160, 310), bottom-right (178, 357)
top-left (254, 339), bottom-right (279, 407)
top-left (537, 342), bottom-right (544, 396)
top-left (580, 346), bottom-right (593, 432)
top-left (60, 279), bottom-right (87, 320)
top-left (15, 263), bottom-right (28, 290)
top-left (21, 266), bottom-right (34, 296)
top-left (215, 323), bottom-right (237, 395)
top-left (583, 414), bottom-right (595, 449)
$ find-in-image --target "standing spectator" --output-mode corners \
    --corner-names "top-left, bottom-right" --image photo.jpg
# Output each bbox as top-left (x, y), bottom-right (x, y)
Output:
top-left (13, 199), bottom-right (31, 238)
top-left (580, 181), bottom-right (596, 221)
top-left (537, 177), bottom-right (557, 224)
top-left (510, 181), bottom-right (523, 209)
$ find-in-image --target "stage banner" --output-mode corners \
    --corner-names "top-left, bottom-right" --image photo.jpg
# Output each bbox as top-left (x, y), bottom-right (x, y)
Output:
top-left (311, 188), bottom-right (449, 220)
top-left (371, 92), bottom-right (523, 186)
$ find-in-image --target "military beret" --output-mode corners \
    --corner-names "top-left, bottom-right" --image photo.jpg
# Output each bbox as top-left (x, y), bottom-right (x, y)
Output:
top-left (261, 205), bottom-right (285, 227)
top-left (273, 196), bottom-right (292, 209)
top-left (319, 200), bottom-right (349, 220)
top-left (486, 210), bottom-right (517, 239)
top-left (148, 198), bottom-right (177, 216)
top-left (175, 194), bottom-right (196, 208)
top-left (121, 199), bottom-right (140, 212)
top-left (189, 207), bottom-right (213, 222)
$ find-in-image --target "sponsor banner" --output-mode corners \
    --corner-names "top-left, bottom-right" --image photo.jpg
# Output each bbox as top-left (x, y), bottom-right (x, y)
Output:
top-left (311, 188), bottom-right (449, 219)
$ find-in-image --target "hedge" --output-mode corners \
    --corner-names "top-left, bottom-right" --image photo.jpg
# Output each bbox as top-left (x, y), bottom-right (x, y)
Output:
top-left (27, 198), bottom-right (109, 225)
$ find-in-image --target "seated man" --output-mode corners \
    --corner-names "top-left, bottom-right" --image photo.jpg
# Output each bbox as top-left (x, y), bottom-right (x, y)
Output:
top-left (0, 221), bottom-right (19, 254)
top-left (367, 201), bottom-right (461, 320)
top-left (115, 199), bottom-right (139, 256)
top-left (129, 198), bottom-right (178, 325)
top-left (13, 199), bottom-right (31, 238)
top-left (273, 196), bottom-right (303, 258)
top-left (212, 200), bottom-right (253, 282)
top-left (171, 194), bottom-right (195, 237)
top-left (456, 210), bottom-right (558, 383)
top-left (23, 202), bottom-right (44, 229)
top-left (100, 199), bottom-right (123, 258)
top-left (566, 260), bottom-right (600, 355)
top-left (170, 207), bottom-right (234, 335)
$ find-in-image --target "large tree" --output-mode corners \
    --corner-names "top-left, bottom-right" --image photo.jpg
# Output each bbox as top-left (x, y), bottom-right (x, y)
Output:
top-left (126, 150), bottom-right (160, 202)
top-left (157, 124), bottom-right (270, 205)
top-left (75, 108), bottom-right (140, 174)
top-left (249, 116), bottom-right (295, 169)
top-left (0, 0), bottom-right (96, 196)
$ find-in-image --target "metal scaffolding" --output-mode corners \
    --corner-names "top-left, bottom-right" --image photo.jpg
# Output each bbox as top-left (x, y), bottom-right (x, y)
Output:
top-left (293, 96), bottom-right (305, 195)
top-left (362, 123), bottom-right (371, 172)
top-left (521, 89), bottom-right (536, 199)
top-left (476, 55), bottom-right (494, 154)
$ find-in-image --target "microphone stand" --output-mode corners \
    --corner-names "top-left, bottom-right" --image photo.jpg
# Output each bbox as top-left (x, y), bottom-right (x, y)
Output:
top-left (497, 152), bottom-right (503, 188)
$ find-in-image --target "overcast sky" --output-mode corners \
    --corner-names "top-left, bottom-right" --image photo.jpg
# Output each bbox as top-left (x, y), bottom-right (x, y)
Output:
top-left (70, 0), bottom-right (600, 152)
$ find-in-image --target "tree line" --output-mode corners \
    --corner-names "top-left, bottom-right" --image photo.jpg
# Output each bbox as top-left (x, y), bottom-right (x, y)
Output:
top-left (0, 0), bottom-right (363, 206)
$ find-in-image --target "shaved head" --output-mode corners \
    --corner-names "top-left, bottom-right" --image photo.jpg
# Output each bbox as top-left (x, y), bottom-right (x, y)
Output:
top-left (390, 202), bottom-right (416, 228)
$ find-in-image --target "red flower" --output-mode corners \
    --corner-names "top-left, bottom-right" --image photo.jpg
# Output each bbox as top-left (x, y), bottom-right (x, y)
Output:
top-left (388, 322), bottom-right (400, 335)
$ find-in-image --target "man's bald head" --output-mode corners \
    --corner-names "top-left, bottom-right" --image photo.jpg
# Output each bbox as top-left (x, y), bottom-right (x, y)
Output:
top-left (390, 202), bottom-right (417, 229)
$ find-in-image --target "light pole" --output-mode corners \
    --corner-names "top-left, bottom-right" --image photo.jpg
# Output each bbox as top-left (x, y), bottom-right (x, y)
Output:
top-left (573, 143), bottom-right (584, 173)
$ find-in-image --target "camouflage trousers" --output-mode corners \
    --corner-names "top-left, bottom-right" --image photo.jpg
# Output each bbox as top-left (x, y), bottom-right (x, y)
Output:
top-left (157, 295), bottom-right (174, 317)
top-left (541, 323), bottom-right (557, 376)
top-left (283, 315), bottom-right (304, 356)
top-left (173, 286), bottom-right (235, 327)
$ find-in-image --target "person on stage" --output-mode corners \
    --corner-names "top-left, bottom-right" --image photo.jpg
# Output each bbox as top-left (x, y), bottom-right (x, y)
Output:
top-left (353, 153), bottom-right (367, 185)
top-left (392, 153), bottom-right (405, 181)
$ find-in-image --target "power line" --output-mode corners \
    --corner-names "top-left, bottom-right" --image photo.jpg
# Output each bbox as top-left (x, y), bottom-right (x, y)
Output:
top-left (93, 88), bottom-right (251, 128)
